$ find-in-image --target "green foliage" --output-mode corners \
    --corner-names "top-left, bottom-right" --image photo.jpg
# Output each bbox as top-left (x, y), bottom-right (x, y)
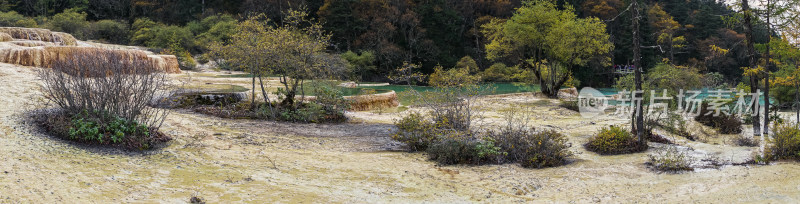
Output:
top-left (46, 8), bottom-right (89, 38)
top-left (341, 50), bottom-right (376, 81)
top-left (455, 56), bottom-right (480, 74)
top-left (480, 63), bottom-right (523, 82)
top-left (427, 136), bottom-right (506, 165)
top-left (393, 110), bottom-right (571, 168)
top-left (38, 109), bottom-right (168, 150)
top-left (392, 112), bottom-right (440, 151)
top-left (308, 83), bottom-right (349, 122)
top-left (129, 17), bottom-right (198, 54)
top-left (489, 129), bottom-right (572, 168)
top-left (765, 122), bottom-right (800, 161)
top-left (0, 11), bottom-right (37, 27)
top-left (130, 18), bottom-right (158, 44)
top-left (89, 19), bottom-right (129, 44)
top-left (0, 0), bottom-right (779, 85)
top-left (483, 0), bottom-right (612, 97)
top-left (615, 63), bottom-right (703, 101)
top-left (703, 72), bottom-right (726, 89)
top-left (211, 10), bottom-right (336, 107)
top-left (175, 50), bottom-right (196, 70)
top-left (585, 125), bottom-right (647, 155)
top-left (147, 25), bottom-right (193, 50)
top-left (192, 14), bottom-right (237, 52)
top-left (427, 65), bottom-right (480, 87)
top-left (559, 99), bottom-right (579, 111)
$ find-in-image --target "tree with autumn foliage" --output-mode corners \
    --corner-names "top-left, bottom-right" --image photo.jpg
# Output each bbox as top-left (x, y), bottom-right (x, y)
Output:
top-left (647, 3), bottom-right (685, 64)
top-left (483, 0), bottom-right (612, 98)
top-left (211, 9), bottom-right (342, 110)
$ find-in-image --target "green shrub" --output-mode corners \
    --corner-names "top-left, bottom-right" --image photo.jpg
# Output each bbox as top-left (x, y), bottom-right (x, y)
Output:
top-left (490, 129), bottom-right (572, 168)
top-left (131, 20), bottom-right (195, 53)
top-left (614, 63), bottom-right (702, 102)
top-left (765, 122), bottom-right (800, 161)
top-left (89, 19), bottom-right (129, 44)
top-left (130, 18), bottom-right (158, 45)
top-left (426, 136), bottom-right (506, 165)
top-left (311, 83), bottom-right (349, 121)
top-left (0, 11), bottom-right (38, 27)
top-left (342, 50), bottom-right (377, 82)
top-left (151, 25), bottom-right (194, 49)
top-left (193, 15), bottom-right (237, 52)
top-left (38, 110), bottom-right (170, 150)
top-left (559, 99), bottom-right (578, 111)
top-left (175, 51), bottom-right (197, 70)
top-left (480, 63), bottom-right (522, 82)
top-left (585, 125), bottom-right (647, 155)
top-left (647, 146), bottom-right (693, 172)
top-left (455, 56), bottom-right (480, 74)
top-left (392, 107), bottom-right (573, 168)
top-left (428, 65), bottom-right (480, 87)
top-left (392, 112), bottom-right (440, 151)
top-left (47, 8), bottom-right (90, 38)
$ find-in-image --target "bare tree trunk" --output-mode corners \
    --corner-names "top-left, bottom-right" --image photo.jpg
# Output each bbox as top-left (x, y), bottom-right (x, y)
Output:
top-left (632, 0), bottom-right (645, 144)
top-left (258, 74), bottom-right (275, 118)
top-left (251, 73), bottom-right (256, 107)
top-left (763, 0), bottom-right (772, 136)
top-left (742, 0), bottom-right (761, 136)
top-left (669, 33), bottom-right (674, 64)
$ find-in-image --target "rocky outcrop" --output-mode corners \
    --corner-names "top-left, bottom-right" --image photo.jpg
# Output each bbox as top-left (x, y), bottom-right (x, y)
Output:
top-left (0, 27), bottom-right (77, 46)
top-left (0, 27), bottom-right (180, 74)
top-left (0, 45), bottom-right (181, 73)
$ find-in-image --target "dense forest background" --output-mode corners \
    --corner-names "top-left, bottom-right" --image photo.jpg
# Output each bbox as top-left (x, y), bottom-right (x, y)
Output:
top-left (0, 0), bottom-right (780, 86)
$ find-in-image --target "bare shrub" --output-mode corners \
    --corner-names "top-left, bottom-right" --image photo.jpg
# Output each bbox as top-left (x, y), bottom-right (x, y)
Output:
top-left (487, 107), bottom-right (573, 168)
top-left (694, 102), bottom-right (742, 134)
top-left (37, 49), bottom-right (170, 135)
top-left (390, 62), bottom-right (571, 168)
top-left (734, 134), bottom-right (760, 147)
top-left (647, 146), bottom-right (694, 172)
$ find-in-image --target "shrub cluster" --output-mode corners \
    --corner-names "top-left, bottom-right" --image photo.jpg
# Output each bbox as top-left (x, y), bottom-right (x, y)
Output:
top-left (36, 50), bottom-right (171, 150)
top-left (426, 136), bottom-right (506, 165)
top-left (765, 122), bottom-right (800, 161)
top-left (190, 83), bottom-right (349, 123)
top-left (479, 63), bottom-right (524, 82)
top-left (488, 128), bottom-right (572, 168)
top-left (392, 111), bottom-right (572, 168)
top-left (585, 125), bottom-right (648, 155)
top-left (559, 99), bottom-right (579, 112)
top-left (694, 103), bottom-right (742, 134)
top-left (734, 134), bottom-right (760, 147)
top-left (38, 110), bottom-right (170, 150)
top-left (392, 112), bottom-right (439, 151)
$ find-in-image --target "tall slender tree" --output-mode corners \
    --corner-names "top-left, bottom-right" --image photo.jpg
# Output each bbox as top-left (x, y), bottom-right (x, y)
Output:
top-left (741, 0), bottom-right (761, 136)
top-left (632, 0), bottom-right (644, 144)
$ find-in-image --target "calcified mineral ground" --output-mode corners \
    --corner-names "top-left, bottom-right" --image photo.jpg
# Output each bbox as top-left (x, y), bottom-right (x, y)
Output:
top-left (2, 62), bottom-right (800, 203)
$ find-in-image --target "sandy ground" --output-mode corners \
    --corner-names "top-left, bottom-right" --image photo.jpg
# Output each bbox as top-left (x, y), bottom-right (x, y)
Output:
top-left (3, 63), bottom-right (800, 203)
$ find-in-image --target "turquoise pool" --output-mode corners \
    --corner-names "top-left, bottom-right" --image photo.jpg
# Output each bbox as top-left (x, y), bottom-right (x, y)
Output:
top-left (364, 83), bottom-right (541, 105)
